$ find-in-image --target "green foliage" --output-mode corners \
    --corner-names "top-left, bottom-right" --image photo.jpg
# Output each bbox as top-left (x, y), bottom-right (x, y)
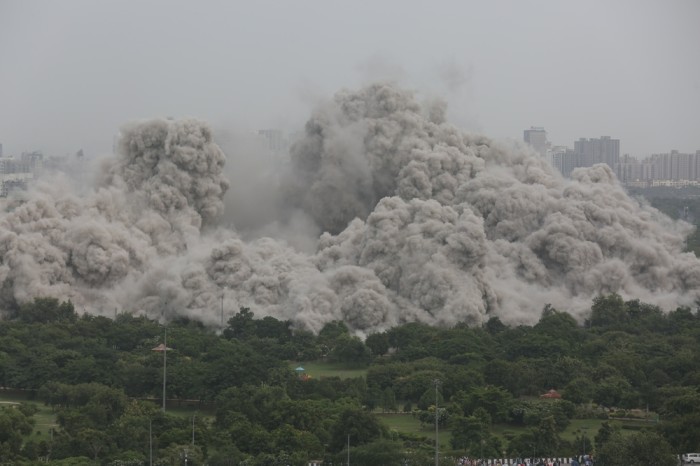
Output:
top-left (449, 414), bottom-right (486, 451)
top-left (0, 295), bottom-right (697, 463)
top-left (18, 298), bottom-right (77, 324)
top-left (596, 431), bottom-right (677, 466)
top-left (328, 334), bottom-right (370, 364)
top-left (453, 386), bottom-right (514, 423)
top-left (340, 439), bottom-right (405, 466)
top-left (318, 320), bottom-right (350, 344)
top-left (329, 407), bottom-right (387, 452)
top-left (589, 294), bottom-right (629, 328)
top-left (365, 332), bottom-right (390, 356)
top-left (223, 307), bottom-right (256, 340)
top-left (417, 386), bottom-right (443, 411)
top-left (0, 405), bottom-right (35, 458)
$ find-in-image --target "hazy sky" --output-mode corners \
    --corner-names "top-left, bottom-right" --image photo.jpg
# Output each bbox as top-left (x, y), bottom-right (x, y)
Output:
top-left (1, 0), bottom-right (699, 158)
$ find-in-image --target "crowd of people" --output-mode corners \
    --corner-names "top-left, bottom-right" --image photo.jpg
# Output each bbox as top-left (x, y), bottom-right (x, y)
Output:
top-left (454, 455), bottom-right (594, 466)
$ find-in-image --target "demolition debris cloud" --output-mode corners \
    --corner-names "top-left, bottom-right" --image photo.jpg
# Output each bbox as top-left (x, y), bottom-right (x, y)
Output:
top-left (1, 83), bottom-right (699, 333)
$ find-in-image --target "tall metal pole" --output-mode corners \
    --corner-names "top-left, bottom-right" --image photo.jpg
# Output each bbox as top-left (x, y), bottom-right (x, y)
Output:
top-left (347, 434), bottom-right (350, 466)
top-left (221, 293), bottom-right (224, 327)
top-left (192, 414), bottom-right (195, 445)
top-left (434, 379), bottom-right (440, 466)
top-left (149, 419), bottom-right (153, 466)
top-left (162, 327), bottom-right (167, 412)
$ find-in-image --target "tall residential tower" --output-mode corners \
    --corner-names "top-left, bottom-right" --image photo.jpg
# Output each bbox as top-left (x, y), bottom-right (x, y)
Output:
top-left (523, 127), bottom-right (548, 158)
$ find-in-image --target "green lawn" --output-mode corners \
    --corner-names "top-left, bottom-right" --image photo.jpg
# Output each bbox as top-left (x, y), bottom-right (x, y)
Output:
top-left (289, 361), bottom-right (368, 379)
top-left (378, 413), bottom-right (452, 450)
top-left (379, 411), bottom-right (657, 457)
top-left (0, 392), bottom-right (57, 441)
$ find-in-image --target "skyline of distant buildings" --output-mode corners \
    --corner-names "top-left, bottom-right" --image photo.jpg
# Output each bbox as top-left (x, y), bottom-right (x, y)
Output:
top-left (3, 127), bottom-right (700, 197)
top-left (523, 127), bottom-right (547, 158)
top-left (524, 128), bottom-right (700, 187)
top-left (0, 150), bottom-right (43, 196)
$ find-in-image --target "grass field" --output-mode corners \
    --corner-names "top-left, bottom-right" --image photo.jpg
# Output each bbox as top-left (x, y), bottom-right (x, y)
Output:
top-left (289, 361), bottom-right (368, 379)
top-left (378, 413), bottom-right (452, 450)
top-left (379, 411), bottom-right (656, 456)
top-left (0, 391), bottom-right (57, 441)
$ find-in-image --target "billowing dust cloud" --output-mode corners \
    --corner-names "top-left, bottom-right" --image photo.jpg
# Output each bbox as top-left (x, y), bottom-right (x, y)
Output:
top-left (1, 83), bottom-right (699, 333)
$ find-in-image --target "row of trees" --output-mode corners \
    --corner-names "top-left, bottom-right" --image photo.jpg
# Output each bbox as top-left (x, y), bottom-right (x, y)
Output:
top-left (0, 295), bottom-right (697, 464)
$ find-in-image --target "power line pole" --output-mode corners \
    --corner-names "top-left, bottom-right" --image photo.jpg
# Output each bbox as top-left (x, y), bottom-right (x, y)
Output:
top-left (434, 378), bottom-right (440, 466)
top-left (162, 327), bottom-right (167, 412)
top-left (149, 419), bottom-right (153, 466)
top-left (151, 327), bottom-right (170, 412)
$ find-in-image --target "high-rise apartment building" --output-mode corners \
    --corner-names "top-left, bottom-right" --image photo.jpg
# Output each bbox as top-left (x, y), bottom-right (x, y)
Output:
top-left (258, 129), bottom-right (287, 153)
top-left (523, 127), bottom-right (547, 158)
top-left (551, 147), bottom-right (579, 178)
top-left (574, 136), bottom-right (620, 169)
top-left (614, 150), bottom-right (700, 184)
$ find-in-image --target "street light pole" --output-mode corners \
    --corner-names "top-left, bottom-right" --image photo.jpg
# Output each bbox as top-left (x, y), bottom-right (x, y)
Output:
top-left (152, 328), bottom-right (169, 412)
top-left (162, 327), bottom-right (167, 412)
top-left (149, 419), bottom-right (153, 466)
top-left (434, 378), bottom-right (440, 466)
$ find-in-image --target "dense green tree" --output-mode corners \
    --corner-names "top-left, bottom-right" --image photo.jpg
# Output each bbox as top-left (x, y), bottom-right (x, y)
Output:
top-left (318, 320), bottom-right (350, 345)
top-left (453, 386), bottom-right (514, 423)
top-left (329, 408), bottom-right (386, 452)
top-left (417, 385), bottom-right (444, 411)
top-left (223, 307), bottom-right (256, 340)
top-left (254, 316), bottom-right (292, 341)
top-left (366, 362), bottom-right (412, 390)
top-left (328, 334), bottom-right (370, 365)
top-left (18, 298), bottom-right (77, 324)
top-left (0, 405), bottom-right (34, 459)
top-left (365, 332), bottom-right (390, 356)
top-left (449, 414), bottom-right (487, 451)
top-left (385, 322), bottom-right (438, 359)
top-left (342, 439), bottom-right (405, 466)
top-left (0, 295), bottom-right (699, 463)
top-left (594, 421), bottom-right (616, 452)
top-left (77, 428), bottom-right (110, 462)
top-left (588, 293), bottom-right (628, 328)
top-left (381, 387), bottom-right (398, 412)
top-left (596, 431), bottom-right (677, 466)
top-left (484, 316), bottom-right (507, 335)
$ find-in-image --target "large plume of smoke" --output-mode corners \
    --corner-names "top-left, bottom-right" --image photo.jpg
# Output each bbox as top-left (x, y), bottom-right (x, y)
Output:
top-left (1, 84), bottom-right (699, 333)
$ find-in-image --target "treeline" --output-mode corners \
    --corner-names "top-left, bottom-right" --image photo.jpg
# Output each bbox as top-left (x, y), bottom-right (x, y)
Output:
top-left (0, 295), bottom-right (697, 465)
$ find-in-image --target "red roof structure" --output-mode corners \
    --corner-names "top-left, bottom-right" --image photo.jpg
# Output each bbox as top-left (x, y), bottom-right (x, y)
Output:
top-left (540, 389), bottom-right (562, 399)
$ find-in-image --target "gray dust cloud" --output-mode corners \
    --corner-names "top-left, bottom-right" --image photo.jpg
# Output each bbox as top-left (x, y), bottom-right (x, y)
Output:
top-left (1, 83), bottom-right (698, 333)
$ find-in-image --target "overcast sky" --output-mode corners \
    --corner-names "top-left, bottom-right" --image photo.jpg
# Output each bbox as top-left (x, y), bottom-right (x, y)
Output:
top-left (1, 0), bottom-right (699, 159)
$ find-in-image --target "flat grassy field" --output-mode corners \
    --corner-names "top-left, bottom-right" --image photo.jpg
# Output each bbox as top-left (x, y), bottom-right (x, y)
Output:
top-left (379, 411), bottom-right (656, 457)
top-left (0, 392), bottom-right (57, 441)
top-left (289, 361), bottom-right (368, 379)
top-left (378, 413), bottom-right (452, 450)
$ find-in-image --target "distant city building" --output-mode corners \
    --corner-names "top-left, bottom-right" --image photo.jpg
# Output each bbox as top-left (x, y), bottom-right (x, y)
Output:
top-left (0, 151), bottom-right (43, 197)
top-left (615, 149), bottom-right (700, 185)
top-left (523, 127), bottom-right (548, 158)
top-left (546, 135), bottom-right (621, 178)
top-left (574, 136), bottom-right (620, 169)
top-left (0, 143), bottom-right (3, 157)
top-left (258, 129), bottom-right (287, 153)
top-left (550, 146), bottom-right (579, 178)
